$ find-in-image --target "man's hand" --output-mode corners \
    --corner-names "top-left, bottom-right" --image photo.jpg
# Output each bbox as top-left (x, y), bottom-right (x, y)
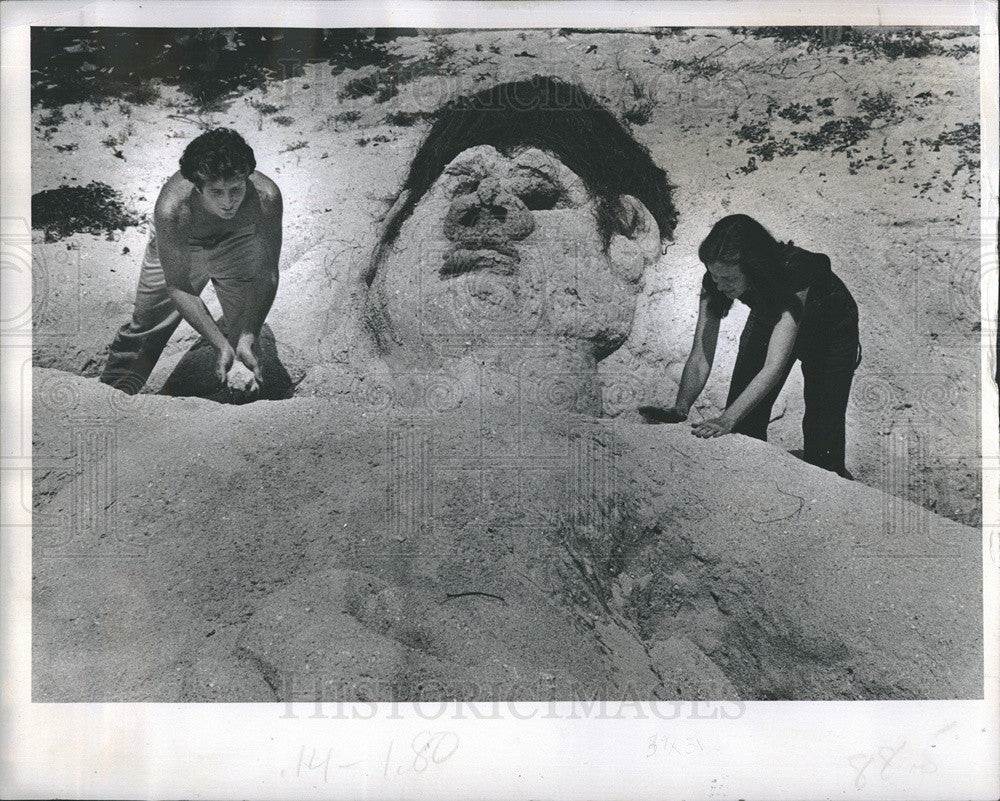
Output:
top-left (215, 342), bottom-right (236, 385)
top-left (691, 415), bottom-right (736, 438)
top-left (226, 360), bottom-right (259, 399)
top-left (236, 333), bottom-right (263, 385)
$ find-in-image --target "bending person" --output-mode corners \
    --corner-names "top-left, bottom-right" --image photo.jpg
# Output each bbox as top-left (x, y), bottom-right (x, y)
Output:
top-left (100, 128), bottom-right (282, 397)
top-left (641, 214), bottom-right (861, 477)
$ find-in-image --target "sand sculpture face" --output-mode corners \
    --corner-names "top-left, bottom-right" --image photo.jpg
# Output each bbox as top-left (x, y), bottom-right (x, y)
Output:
top-left (368, 145), bottom-right (662, 364)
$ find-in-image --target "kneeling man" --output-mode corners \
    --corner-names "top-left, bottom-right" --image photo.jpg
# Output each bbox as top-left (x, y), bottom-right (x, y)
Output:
top-left (100, 127), bottom-right (282, 397)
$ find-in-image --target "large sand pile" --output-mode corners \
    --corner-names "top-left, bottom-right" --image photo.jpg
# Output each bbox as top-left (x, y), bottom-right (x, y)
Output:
top-left (32, 370), bottom-right (981, 701)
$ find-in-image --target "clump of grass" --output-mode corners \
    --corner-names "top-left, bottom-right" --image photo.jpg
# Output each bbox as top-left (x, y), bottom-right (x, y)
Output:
top-left (121, 81), bottom-right (161, 105)
top-left (333, 109), bottom-right (361, 124)
top-left (280, 140), bottom-right (308, 153)
top-left (734, 120), bottom-right (771, 144)
top-left (429, 34), bottom-right (455, 63)
top-left (39, 108), bottom-right (66, 127)
top-left (249, 99), bottom-right (282, 115)
top-left (338, 69), bottom-right (399, 102)
top-left (921, 122), bottom-right (980, 176)
top-left (776, 102), bottom-right (812, 124)
top-left (747, 138), bottom-right (798, 161)
top-left (795, 117), bottom-right (873, 153)
top-left (337, 44), bottom-right (460, 105)
top-left (37, 107), bottom-right (67, 141)
top-left (272, 115), bottom-right (294, 127)
top-left (621, 75), bottom-right (657, 126)
top-left (383, 109), bottom-right (434, 126)
top-left (738, 25), bottom-right (976, 61)
top-left (858, 90), bottom-right (902, 121)
top-left (815, 96), bottom-right (836, 116)
top-left (32, 181), bottom-right (142, 242)
top-left (355, 134), bottom-right (392, 147)
top-left (101, 123), bottom-right (135, 149)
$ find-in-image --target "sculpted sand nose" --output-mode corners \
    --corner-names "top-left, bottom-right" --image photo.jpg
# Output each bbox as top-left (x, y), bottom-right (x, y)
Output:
top-left (441, 177), bottom-right (535, 276)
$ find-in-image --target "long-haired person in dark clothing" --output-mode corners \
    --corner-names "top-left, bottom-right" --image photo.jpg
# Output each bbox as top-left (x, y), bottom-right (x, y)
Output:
top-left (640, 214), bottom-right (861, 478)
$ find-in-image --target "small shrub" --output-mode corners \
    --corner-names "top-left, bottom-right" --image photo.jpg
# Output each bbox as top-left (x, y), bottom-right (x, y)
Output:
top-left (32, 181), bottom-right (142, 242)
top-left (747, 138), bottom-right (797, 161)
top-left (776, 103), bottom-right (812, 124)
top-left (383, 109), bottom-right (434, 126)
top-left (794, 117), bottom-right (872, 153)
top-left (121, 81), bottom-right (161, 105)
top-left (338, 69), bottom-right (397, 101)
top-left (39, 108), bottom-right (66, 127)
top-left (815, 96), bottom-right (836, 116)
top-left (858, 90), bottom-right (901, 121)
top-left (621, 75), bottom-right (657, 126)
top-left (734, 120), bottom-right (771, 144)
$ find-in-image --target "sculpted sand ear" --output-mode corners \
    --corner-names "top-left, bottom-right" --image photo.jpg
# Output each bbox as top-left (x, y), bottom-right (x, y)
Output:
top-left (608, 194), bottom-right (662, 283)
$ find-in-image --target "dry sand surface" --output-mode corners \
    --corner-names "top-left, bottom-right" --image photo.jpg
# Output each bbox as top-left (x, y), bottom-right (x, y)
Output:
top-left (30, 28), bottom-right (984, 700)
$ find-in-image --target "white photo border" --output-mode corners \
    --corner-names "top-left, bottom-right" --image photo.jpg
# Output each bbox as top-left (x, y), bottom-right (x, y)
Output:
top-left (2, 2), bottom-right (998, 799)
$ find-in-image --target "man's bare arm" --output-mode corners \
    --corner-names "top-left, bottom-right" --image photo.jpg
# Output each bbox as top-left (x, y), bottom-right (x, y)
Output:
top-left (155, 194), bottom-right (233, 373)
top-left (232, 176), bottom-right (282, 378)
top-left (241, 176), bottom-right (282, 340)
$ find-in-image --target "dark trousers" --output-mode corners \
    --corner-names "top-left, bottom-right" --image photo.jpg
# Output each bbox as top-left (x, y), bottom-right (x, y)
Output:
top-left (726, 304), bottom-right (860, 477)
top-left (100, 223), bottom-right (255, 395)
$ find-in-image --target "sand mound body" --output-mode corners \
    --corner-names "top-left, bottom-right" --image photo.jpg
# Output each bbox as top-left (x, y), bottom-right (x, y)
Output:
top-left (32, 370), bottom-right (981, 701)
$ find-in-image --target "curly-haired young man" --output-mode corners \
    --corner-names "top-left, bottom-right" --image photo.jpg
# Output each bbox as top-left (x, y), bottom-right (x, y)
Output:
top-left (100, 127), bottom-right (282, 397)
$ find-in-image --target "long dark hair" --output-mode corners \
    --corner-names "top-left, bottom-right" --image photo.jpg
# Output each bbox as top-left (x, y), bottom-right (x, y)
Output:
top-left (366, 75), bottom-right (677, 283)
top-left (698, 214), bottom-right (803, 319)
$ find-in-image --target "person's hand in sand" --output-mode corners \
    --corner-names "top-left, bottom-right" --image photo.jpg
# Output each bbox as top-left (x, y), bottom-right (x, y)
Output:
top-left (214, 341), bottom-right (236, 384)
top-left (638, 405), bottom-right (687, 424)
top-left (226, 360), bottom-right (259, 400)
top-left (222, 335), bottom-right (262, 400)
top-left (690, 415), bottom-right (735, 438)
top-left (235, 334), bottom-right (264, 385)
